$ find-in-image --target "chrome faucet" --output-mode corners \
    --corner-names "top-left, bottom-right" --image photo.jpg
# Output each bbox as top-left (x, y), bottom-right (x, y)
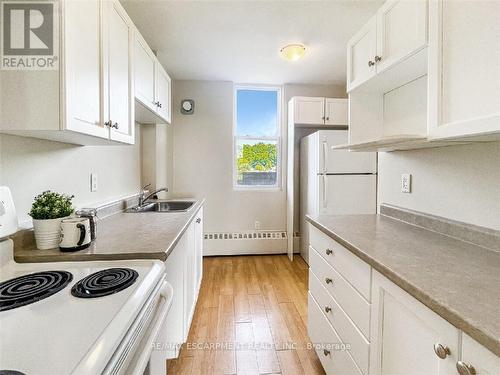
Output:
top-left (138, 184), bottom-right (168, 206)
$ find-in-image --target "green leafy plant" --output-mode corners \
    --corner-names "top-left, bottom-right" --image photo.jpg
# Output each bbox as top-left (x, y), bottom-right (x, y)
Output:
top-left (29, 191), bottom-right (74, 220)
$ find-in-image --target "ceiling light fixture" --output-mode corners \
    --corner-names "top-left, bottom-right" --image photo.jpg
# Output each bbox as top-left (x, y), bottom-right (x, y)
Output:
top-left (280, 44), bottom-right (306, 62)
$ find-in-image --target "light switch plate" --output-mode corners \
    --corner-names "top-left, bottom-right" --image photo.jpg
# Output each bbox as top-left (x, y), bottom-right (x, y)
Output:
top-left (91, 173), bottom-right (98, 192)
top-left (401, 173), bottom-right (411, 193)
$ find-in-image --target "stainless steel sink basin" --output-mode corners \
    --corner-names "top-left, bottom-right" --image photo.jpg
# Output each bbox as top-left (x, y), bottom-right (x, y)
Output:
top-left (126, 201), bottom-right (195, 213)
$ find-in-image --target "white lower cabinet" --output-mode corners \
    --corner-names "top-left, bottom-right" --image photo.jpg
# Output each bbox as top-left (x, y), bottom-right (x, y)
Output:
top-left (307, 226), bottom-right (499, 375)
top-left (369, 270), bottom-right (459, 375)
top-left (459, 334), bottom-right (500, 375)
top-left (151, 205), bottom-right (204, 366)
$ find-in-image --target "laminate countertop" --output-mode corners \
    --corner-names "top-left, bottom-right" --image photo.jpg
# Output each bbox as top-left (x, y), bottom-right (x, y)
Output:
top-left (14, 199), bottom-right (204, 263)
top-left (306, 213), bottom-right (500, 357)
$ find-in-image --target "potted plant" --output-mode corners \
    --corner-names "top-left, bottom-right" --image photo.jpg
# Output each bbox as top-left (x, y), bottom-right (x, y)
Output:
top-left (29, 191), bottom-right (74, 250)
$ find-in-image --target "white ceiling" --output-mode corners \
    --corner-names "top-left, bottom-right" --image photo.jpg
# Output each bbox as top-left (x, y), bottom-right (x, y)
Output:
top-left (121, 0), bottom-right (382, 85)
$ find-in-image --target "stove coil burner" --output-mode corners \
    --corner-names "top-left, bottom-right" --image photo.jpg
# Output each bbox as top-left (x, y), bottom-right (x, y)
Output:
top-left (71, 268), bottom-right (139, 298)
top-left (0, 271), bottom-right (73, 312)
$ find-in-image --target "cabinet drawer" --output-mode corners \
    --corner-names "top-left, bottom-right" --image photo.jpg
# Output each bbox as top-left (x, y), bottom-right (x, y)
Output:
top-left (310, 225), bottom-right (371, 300)
top-left (309, 246), bottom-right (371, 338)
top-left (308, 292), bottom-right (363, 375)
top-left (310, 271), bottom-right (370, 374)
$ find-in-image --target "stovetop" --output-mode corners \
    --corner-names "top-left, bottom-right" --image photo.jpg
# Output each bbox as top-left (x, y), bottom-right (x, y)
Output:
top-left (71, 267), bottom-right (139, 298)
top-left (0, 240), bottom-right (165, 375)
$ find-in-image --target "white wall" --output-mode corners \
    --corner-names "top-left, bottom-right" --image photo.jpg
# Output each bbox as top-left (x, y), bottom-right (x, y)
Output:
top-left (172, 80), bottom-right (346, 234)
top-left (378, 142), bottom-right (500, 230)
top-left (0, 127), bottom-right (141, 224)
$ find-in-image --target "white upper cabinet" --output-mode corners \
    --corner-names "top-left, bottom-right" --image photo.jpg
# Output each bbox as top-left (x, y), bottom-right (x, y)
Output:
top-left (370, 270), bottom-right (460, 375)
top-left (347, 1), bottom-right (428, 93)
top-left (64, 0), bottom-right (107, 139)
top-left (155, 64), bottom-right (172, 123)
top-left (103, 0), bottom-right (134, 144)
top-left (133, 30), bottom-right (172, 125)
top-left (376, 0), bottom-right (428, 74)
top-left (293, 97), bottom-right (325, 125)
top-left (134, 34), bottom-right (156, 112)
top-left (0, 0), bottom-right (136, 145)
top-left (325, 98), bottom-right (348, 126)
top-left (428, 0), bottom-right (500, 141)
top-left (347, 16), bottom-right (377, 92)
top-left (292, 97), bottom-right (347, 126)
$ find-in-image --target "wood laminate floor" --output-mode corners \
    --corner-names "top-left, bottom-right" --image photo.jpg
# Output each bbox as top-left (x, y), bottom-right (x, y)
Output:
top-left (167, 255), bottom-right (325, 375)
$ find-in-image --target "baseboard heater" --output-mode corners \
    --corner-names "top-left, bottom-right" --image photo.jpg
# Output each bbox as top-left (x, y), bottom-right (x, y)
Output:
top-left (203, 231), bottom-right (287, 256)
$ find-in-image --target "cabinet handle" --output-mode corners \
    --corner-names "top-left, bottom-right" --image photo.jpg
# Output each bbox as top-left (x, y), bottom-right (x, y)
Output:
top-left (325, 277), bottom-right (333, 284)
top-left (111, 122), bottom-right (119, 129)
top-left (374, 55), bottom-right (382, 62)
top-left (433, 343), bottom-right (451, 359)
top-left (196, 218), bottom-right (201, 224)
top-left (325, 249), bottom-right (333, 255)
top-left (456, 361), bottom-right (476, 375)
top-left (368, 60), bottom-right (375, 67)
top-left (154, 101), bottom-right (160, 107)
top-left (323, 349), bottom-right (331, 356)
top-left (321, 116), bottom-right (325, 120)
top-left (326, 117), bottom-right (330, 121)
top-left (104, 120), bottom-right (112, 127)
top-left (324, 306), bottom-right (332, 313)
top-left (158, 102), bottom-right (162, 108)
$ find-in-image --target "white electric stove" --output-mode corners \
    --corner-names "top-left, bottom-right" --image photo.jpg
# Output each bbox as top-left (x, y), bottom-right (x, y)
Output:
top-left (0, 187), bottom-right (173, 375)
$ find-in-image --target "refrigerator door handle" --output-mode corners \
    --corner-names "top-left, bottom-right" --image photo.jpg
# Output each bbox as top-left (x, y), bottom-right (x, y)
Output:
top-left (322, 175), bottom-right (328, 209)
top-left (322, 141), bottom-right (328, 174)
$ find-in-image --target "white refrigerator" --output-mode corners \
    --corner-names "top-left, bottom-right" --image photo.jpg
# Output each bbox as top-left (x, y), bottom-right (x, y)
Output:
top-left (300, 130), bottom-right (377, 263)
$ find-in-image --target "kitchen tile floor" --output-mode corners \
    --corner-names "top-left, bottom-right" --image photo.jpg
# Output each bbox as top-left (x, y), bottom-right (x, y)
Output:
top-left (166, 255), bottom-right (325, 375)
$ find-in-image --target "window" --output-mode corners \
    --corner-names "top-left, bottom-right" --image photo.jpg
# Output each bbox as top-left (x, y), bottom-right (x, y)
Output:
top-left (234, 86), bottom-right (281, 189)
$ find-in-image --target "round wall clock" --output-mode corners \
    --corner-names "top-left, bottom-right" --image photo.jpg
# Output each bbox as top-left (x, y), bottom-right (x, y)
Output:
top-left (181, 99), bottom-right (194, 115)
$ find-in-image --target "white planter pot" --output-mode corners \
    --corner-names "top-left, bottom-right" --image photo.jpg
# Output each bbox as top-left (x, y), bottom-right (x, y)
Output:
top-left (32, 217), bottom-right (68, 250)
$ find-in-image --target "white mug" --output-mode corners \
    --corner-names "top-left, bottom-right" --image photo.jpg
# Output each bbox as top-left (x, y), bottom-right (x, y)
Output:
top-left (60, 218), bottom-right (91, 252)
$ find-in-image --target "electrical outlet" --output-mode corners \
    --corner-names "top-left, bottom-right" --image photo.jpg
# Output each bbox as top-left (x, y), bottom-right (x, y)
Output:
top-left (254, 221), bottom-right (261, 230)
top-left (90, 173), bottom-right (98, 192)
top-left (401, 173), bottom-right (411, 193)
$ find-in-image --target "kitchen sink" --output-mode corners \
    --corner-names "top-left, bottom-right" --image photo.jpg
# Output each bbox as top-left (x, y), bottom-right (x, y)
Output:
top-left (125, 201), bottom-right (195, 213)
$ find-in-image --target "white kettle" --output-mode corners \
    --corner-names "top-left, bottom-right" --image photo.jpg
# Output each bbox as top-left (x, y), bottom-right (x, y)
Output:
top-left (59, 217), bottom-right (91, 252)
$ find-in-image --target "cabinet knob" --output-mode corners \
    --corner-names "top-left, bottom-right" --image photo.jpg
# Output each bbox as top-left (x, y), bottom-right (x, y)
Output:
top-left (456, 361), bottom-right (476, 375)
top-left (321, 116), bottom-right (325, 120)
top-left (368, 60), bottom-right (375, 67)
top-left (433, 343), bottom-right (451, 359)
top-left (324, 306), bottom-right (332, 313)
top-left (196, 218), bottom-right (201, 224)
top-left (111, 122), bottom-right (119, 129)
top-left (158, 102), bottom-right (162, 108)
top-left (154, 101), bottom-right (160, 107)
top-left (325, 277), bottom-right (333, 284)
top-left (104, 120), bottom-right (112, 127)
top-left (326, 117), bottom-right (330, 121)
top-left (325, 249), bottom-right (333, 255)
top-left (323, 349), bottom-right (331, 357)
top-left (374, 55), bottom-right (382, 62)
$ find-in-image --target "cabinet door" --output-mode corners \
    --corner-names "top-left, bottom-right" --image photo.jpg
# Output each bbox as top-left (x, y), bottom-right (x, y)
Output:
top-left (460, 334), bottom-right (500, 375)
top-left (64, 0), bottom-right (108, 139)
top-left (155, 63), bottom-right (172, 123)
top-left (324, 98), bottom-right (348, 126)
top-left (370, 270), bottom-right (459, 375)
top-left (347, 16), bottom-right (377, 92)
top-left (194, 207), bottom-right (204, 293)
top-left (159, 233), bottom-right (188, 360)
top-left (428, 0), bottom-right (500, 140)
top-left (134, 33), bottom-right (156, 111)
top-left (103, 0), bottom-right (134, 144)
top-left (183, 222), bottom-right (196, 339)
top-left (293, 97), bottom-right (325, 125)
top-left (376, 0), bottom-right (428, 74)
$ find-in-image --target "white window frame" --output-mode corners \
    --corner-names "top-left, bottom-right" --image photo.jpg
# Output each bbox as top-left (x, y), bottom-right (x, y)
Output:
top-left (233, 84), bottom-right (282, 191)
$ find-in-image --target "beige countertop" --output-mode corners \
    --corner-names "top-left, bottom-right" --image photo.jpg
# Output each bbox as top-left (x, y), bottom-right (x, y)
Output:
top-left (14, 199), bottom-right (205, 263)
top-left (306, 213), bottom-right (500, 357)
